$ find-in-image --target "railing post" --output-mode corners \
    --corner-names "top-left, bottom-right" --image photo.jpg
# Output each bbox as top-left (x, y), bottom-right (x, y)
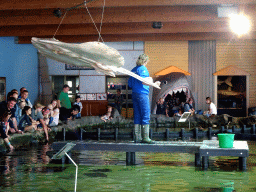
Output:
top-left (97, 128), bottom-right (101, 141)
top-left (242, 125), bottom-right (246, 134)
top-left (115, 128), bottom-right (118, 142)
top-left (63, 127), bottom-right (66, 141)
top-left (208, 127), bottom-right (212, 140)
top-left (166, 128), bottom-right (170, 141)
top-left (251, 124), bottom-right (256, 135)
top-left (221, 126), bottom-right (224, 133)
top-left (80, 129), bottom-right (83, 140)
top-left (194, 128), bottom-right (199, 141)
top-left (181, 128), bottom-right (185, 141)
top-left (232, 125), bottom-right (236, 133)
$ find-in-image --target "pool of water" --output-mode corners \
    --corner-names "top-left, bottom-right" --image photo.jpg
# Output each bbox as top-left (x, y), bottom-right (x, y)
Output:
top-left (0, 141), bottom-right (256, 192)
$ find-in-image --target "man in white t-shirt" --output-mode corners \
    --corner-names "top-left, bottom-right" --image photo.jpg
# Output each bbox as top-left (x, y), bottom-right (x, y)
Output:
top-left (204, 97), bottom-right (217, 117)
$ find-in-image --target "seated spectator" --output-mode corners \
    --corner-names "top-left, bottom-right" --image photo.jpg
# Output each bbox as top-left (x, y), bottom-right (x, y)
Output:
top-left (184, 98), bottom-right (195, 115)
top-left (59, 105), bottom-right (80, 123)
top-left (18, 90), bottom-right (33, 108)
top-left (0, 110), bottom-right (14, 150)
top-left (18, 106), bottom-right (39, 132)
top-left (15, 101), bottom-right (26, 124)
top-left (48, 100), bottom-right (60, 127)
top-left (174, 107), bottom-right (184, 117)
top-left (113, 89), bottom-right (124, 114)
top-left (204, 97), bottom-right (217, 117)
top-left (18, 87), bottom-right (32, 107)
top-left (73, 95), bottom-right (83, 119)
top-left (40, 107), bottom-right (51, 126)
top-left (11, 89), bottom-right (18, 94)
top-left (7, 91), bottom-right (18, 100)
top-left (31, 103), bottom-right (49, 141)
top-left (0, 97), bottom-right (22, 134)
top-left (19, 87), bottom-right (26, 97)
top-left (101, 106), bottom-right (113, 122)
top-left (7, 91), bottom-right (19, 126)
top-left (156, 98), bottom-right (168, 116)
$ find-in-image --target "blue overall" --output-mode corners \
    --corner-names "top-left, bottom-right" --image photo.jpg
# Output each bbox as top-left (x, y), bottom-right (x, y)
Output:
top-left (128, 65), bottom-right (150, 125)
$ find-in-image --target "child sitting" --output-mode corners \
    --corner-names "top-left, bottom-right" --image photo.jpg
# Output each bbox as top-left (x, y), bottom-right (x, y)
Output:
top-left (15, 101), bottom-right (26, 124)
top-left (73, 95), bottom-right (83, 119)
top-left (48, 103), bottom-right (59, 127)
top-left (41, 107), bottom-right (51, 126)
top-left (18, 106), bottom-right (39, 132)
top-left (101, 106), bottom-right (113, 122)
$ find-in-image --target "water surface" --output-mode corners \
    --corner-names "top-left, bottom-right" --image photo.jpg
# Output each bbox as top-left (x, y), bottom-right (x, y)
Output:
top-left (0, 141), bottom-right (256, 192)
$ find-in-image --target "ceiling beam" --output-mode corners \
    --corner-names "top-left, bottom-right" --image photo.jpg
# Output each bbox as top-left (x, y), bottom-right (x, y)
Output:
top-left (0, 0), bottom-right (254, 10)
top-left (17, 32), bottom-right (256, 44)
top-left (0, 21), bottom-right (245, 37)
top-left (0, 5), bottom-right (224, 26)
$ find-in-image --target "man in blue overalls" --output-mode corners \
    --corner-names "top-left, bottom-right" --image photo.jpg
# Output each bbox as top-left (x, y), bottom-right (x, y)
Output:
top-left (128, 54), bottom-right (160, 144)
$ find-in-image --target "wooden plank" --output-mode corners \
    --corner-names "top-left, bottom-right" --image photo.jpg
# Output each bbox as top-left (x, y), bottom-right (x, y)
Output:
top-left (17, 32), bottom-right (256, 44)
top-left (0, 5), bottom-right (221, 26)
top-left (0, 21), bottom-right (238, 37)
top-left (0, 0), bottom-right (254, 10)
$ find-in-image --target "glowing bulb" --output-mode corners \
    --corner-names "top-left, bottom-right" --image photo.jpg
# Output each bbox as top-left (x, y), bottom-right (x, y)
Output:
top-left (229, 14), bottom-right (251, 36)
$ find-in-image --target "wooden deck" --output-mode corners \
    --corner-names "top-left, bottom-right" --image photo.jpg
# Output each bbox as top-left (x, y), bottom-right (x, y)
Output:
top-left (51, 140), bottom-right (249, 170)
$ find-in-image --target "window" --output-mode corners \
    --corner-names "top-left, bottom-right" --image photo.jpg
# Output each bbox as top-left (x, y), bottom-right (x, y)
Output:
top-left (106, 76), bottom-right (132, 108)
top-left (52, 76), bottom-right (79, 102)
top-left (217, 76), bottom-right (246, 109)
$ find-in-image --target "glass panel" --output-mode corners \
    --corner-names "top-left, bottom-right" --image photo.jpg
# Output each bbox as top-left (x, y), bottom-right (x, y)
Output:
top-left (106, 76), bottom-right (130, 109)
top-left (217, 76), bottom-right (246, 109)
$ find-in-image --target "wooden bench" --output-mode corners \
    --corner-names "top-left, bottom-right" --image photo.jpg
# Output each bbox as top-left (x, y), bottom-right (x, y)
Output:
top-left (51, 140), bottom-right (249, 170)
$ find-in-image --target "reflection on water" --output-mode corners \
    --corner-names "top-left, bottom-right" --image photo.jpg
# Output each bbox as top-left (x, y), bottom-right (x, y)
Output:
top-left (0, 141), bottom-right (256, 191)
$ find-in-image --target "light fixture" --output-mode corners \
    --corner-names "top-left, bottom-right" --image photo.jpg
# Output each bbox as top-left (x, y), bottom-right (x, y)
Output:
top-left (152, 22), bottom-right (163, 29)
top-left (53, 8), bottom-right (62, 18)
top-left (229, 14), bottom-right (251, 36)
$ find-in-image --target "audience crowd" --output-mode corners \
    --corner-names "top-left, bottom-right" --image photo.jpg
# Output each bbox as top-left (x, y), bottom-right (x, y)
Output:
top-left (0, 85), bottom-right (81, 150)
top-left (156, 93), bottom-right (216, 118)
top-left (0, 84), bottom-right (217, 151)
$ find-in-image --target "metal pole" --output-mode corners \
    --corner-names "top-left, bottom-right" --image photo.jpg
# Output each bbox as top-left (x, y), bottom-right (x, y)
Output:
top-left (65, 152), bottom-right (78, 192)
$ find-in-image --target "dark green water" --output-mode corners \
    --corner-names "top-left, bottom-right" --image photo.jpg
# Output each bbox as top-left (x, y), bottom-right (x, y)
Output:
top-left (0, 141), bottom-right (256, 192)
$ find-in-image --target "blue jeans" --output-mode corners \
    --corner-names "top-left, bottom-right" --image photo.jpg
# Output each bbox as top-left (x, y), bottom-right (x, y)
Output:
top-left (76, 113), bottom-right (81, 118)
top-left (132, 92), bottom-right (150, 125)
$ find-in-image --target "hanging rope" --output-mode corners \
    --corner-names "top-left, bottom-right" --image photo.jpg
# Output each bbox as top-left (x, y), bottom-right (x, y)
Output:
top-left (98, 0), bottom-right (106, 42)
top-left (53, 10), bottom-right (68, 39)
top-left (52, 0), bottom-right (104, 42)
top-left (84, 0), bottom-right (104, 42)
